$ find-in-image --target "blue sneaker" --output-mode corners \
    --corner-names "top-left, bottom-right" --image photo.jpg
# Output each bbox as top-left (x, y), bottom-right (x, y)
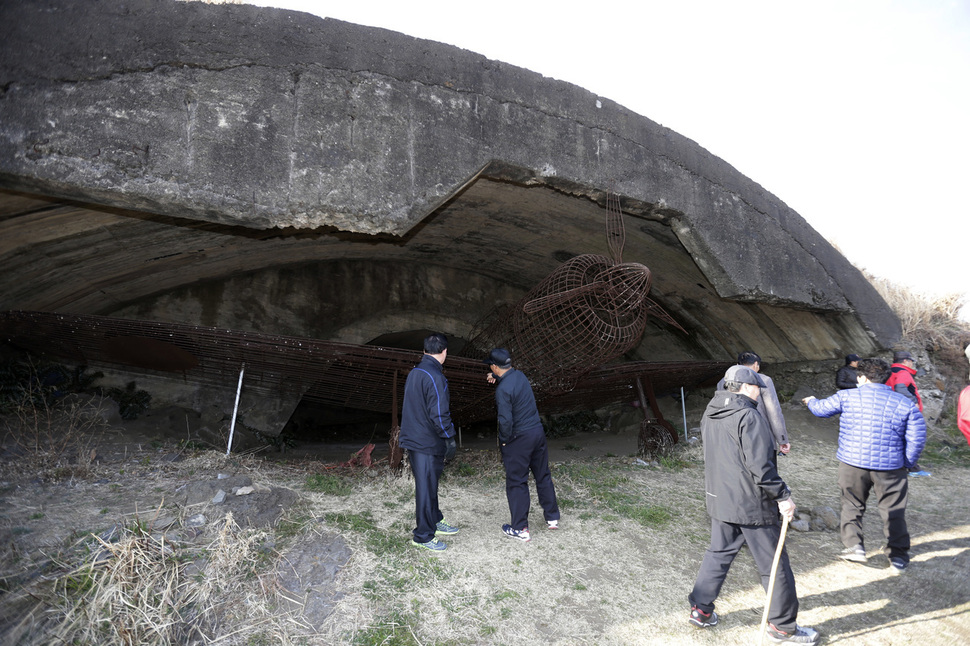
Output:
top-left (502, 524), bottom-right (531, 542)
top-left (411, 537), bottom-right (447, 551)
top-left (435, 520), bottom-right (459, 535)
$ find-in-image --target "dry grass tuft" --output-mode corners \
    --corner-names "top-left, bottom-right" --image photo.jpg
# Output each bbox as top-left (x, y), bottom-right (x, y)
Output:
top-left (8, 512), bottom-right (268, 646)
top-left (0, 387), bottom-right (108, 482)
top-left (866, 272), bottom-right (970, 357)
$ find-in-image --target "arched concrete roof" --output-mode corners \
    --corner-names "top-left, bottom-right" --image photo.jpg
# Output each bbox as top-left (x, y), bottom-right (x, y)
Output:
top-left (0, 0), bottom-right (899, 364)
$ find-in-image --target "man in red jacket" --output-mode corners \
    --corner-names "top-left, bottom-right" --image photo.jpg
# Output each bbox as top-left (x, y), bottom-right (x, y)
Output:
top-left (886, 350), bottom-right (923, 412)
top-left (959, 385), bottom-right (970, 446)
top-left (959, 343), bottom-right (970, 447)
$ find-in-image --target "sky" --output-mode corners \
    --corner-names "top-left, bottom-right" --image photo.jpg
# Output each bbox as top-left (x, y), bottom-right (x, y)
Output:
top-left (250, 0), bottom-right (969, 320)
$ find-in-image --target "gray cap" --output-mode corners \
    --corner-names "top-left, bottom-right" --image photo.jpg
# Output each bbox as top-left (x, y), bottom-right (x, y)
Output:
top-left (893, 350), bottom-right (913, 362)
top-left (724, 364), bottom-right (766, 388)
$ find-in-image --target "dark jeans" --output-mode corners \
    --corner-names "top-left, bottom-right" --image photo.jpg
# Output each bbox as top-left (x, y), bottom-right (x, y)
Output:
top-left (689, 518), bottom-right (799, 632)
top-left (838, 462), bottom-right (910, 561)
top-left (500, 426), bottom-right (560, 530)
top-left (409, 449), bottom-right (445, 543)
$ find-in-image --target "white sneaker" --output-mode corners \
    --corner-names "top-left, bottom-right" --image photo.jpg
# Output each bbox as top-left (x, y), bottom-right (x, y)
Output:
top-left (502, 524), bottom-right (531, 542)
top-left (547, 519), bottom-right (559, 530)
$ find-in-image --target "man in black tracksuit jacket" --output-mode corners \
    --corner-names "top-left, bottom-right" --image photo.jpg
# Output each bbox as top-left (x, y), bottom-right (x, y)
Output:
top-left (400, 333), bottom-right (457, 550)
top-left (688, 365), bottom-right (818, 644)
top-left (485, 348), bottom-right (559, 542)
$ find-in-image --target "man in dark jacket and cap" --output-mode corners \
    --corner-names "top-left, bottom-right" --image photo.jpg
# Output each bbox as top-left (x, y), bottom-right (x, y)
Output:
top-left (689, 365), bottom-right (819, 644)
top-left (836, 354), bottom-right (860, 389)
top-left (400, 333), bottom-right (459, 551)
top-left (484, 348), bottom-right (560, 542)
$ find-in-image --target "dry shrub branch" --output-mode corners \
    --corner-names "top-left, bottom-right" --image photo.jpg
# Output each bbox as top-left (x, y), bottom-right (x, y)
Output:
top-left (867, 273), bottom-right (970, 355)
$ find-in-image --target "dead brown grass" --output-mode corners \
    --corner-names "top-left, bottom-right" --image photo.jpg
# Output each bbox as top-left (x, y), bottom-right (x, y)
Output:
top-left (866, 272), bottom-right (970, 360)
top-left (1, 388), bottom-right (108, 482)
top-left (303, 429), bottom-right (970, 645)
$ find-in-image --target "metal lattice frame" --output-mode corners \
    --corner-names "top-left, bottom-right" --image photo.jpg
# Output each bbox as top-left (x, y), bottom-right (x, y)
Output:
top-left (467, 192), bottom-right (683, 396)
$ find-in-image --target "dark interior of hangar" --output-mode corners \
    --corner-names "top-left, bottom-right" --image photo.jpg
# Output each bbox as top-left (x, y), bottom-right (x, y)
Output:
top-left (1, 178), bottom-right (736, 453)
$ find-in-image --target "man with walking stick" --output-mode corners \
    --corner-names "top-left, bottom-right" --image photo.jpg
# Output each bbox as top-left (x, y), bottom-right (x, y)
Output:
top-left (688, 365), bottom-right (819, 644)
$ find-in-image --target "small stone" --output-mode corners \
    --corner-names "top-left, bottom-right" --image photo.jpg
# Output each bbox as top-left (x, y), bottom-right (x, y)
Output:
top-left (234, 486), bottom-right (254, 496)
top-left (811, 506), bottom-right (839, 531)
top-left (790, 519), bottom-right (811, 532)
top-left (151, 515), bottom-right (177, 530)
top-left (185, 513), bottom-right (207, 528)
top-left (212, 489), bottom-right (226, 504)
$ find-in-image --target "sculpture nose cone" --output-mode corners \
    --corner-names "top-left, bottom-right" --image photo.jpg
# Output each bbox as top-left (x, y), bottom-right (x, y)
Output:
top-left (597, 262), bottom-right (652, 308)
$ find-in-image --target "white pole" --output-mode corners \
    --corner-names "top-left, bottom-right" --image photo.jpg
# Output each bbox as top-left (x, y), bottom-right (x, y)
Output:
top-left (681, 386), bottom-right (687, 437)
top-left (226, 363), bottom-right (245, 457)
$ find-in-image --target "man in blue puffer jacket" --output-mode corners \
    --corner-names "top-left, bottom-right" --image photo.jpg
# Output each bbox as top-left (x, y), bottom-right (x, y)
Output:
top-left (802, 358), bottom-right (925, 573)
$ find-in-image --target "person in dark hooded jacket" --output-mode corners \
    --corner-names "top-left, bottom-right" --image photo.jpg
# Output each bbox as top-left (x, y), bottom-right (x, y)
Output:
top-left (836, 354), bottom-right (860, 389)
top-left (688, 365), bottom-right (819, 644)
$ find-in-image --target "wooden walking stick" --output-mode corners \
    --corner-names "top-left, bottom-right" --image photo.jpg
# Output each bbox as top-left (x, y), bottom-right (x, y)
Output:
top-left (758, 513), bottom-right (791, 645)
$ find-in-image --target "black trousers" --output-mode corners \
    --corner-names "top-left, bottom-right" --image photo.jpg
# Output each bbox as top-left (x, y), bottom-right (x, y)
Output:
top-left (408, 449), bottom-right (445, 543)
top-left (500, 426), bottom-right (560, 530)
top-left (689, 518), bottom-right (799, 632)
top-left (838, 462), bottom-right (910, 561)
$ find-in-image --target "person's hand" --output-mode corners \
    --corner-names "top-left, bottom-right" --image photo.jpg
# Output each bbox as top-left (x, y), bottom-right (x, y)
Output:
top-left (486, 372), bottom-right (496, 385)
top-left (444, 437), bottom-right (457, 461)
top-left (801, 396), bottom-right (815, 405)
top-left (778, 498), bottom-right (796, 521)
top-left (779, 443), bottom-right (791, 455)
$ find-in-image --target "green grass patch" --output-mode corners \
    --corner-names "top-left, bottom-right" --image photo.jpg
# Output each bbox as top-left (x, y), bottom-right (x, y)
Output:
top-left (305, 473), bottom-right (353, 495)
top-left (658, 454), bottom-right (693, 470)
top-left (351, 608), bottom-right (421, 646)
top-left (451, 461), bottom-right (477, 477)
top-left (325, 511), bottom-right (407, 556)
top-left (558, 462), bottom-right (674, 528)
top-left (491, 589), bottom-right (520, 603)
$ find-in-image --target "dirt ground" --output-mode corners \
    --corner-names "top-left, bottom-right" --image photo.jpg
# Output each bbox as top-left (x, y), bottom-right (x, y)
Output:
top-left (1, 399), bottom-right (969, 645)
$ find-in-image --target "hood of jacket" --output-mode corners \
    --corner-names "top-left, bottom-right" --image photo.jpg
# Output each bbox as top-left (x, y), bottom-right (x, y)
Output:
top-left (704, 390), bottom-right (758, 420)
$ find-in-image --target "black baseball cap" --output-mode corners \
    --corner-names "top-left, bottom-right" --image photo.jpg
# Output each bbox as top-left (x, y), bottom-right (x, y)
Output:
top-left (484, 348), bottom-right (512, 369)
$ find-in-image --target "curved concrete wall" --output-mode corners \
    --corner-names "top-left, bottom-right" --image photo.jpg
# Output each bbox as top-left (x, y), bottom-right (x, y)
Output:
top-left (0, 0), bottom-right (900, 354)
